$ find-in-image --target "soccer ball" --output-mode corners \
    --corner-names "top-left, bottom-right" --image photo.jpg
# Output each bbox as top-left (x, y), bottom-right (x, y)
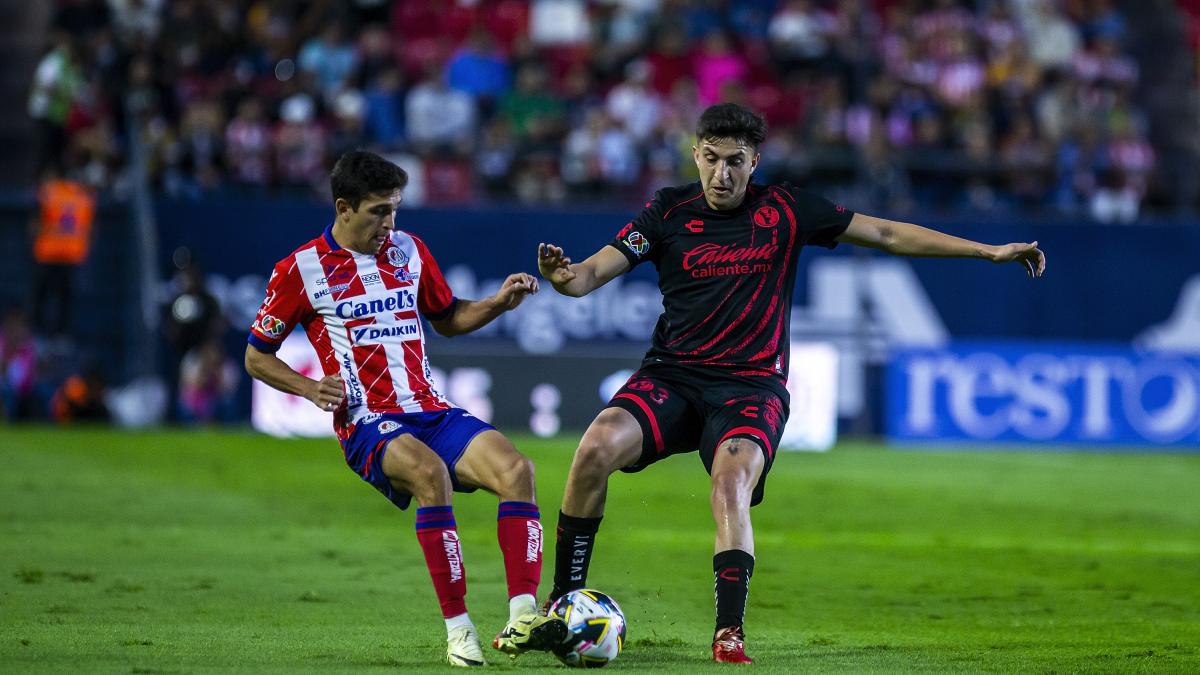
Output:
top-left (547, 589), bottom-right (627, 668)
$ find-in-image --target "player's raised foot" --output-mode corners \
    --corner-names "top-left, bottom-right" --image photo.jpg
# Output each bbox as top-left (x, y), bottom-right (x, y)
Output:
top-left (712, 626), bottom-right (754, 664)
top-left (492, 612), bottom-right (569, 655)
top-left (447, 624), bottom-right (487, 667)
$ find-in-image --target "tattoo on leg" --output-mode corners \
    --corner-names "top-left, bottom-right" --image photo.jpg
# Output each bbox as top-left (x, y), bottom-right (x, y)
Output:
top-left (726, 440), bottom-right (741, 455)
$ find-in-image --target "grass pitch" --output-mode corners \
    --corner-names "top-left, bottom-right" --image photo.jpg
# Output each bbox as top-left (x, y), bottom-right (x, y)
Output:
top-left (1, 427), bottom-right (1198, 673)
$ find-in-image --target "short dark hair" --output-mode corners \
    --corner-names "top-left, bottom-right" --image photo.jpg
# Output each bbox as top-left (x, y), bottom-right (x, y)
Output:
top-left (696, 103), bottom-right (768, 148)
top-left (330, 150), bottom-right (408, 210)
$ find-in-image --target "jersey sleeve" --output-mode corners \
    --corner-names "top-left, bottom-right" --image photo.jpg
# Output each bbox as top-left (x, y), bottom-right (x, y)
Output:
top-left (782, 183), bottom-right (854, 249)
top-left (607, 190), bottom-right (668, 268)
top-left (412, 235), bottom-right (457, 320)
top-left (247, 258), bottom-right (311, 353)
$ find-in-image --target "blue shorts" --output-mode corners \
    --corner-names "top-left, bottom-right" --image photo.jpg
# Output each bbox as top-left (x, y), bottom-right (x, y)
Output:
top-left (340, 408), bottom-right (495, 510)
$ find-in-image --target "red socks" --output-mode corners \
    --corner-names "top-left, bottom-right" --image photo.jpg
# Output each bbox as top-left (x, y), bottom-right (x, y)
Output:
top-left (415, 506), bottom-right (467, 618)
top-left (415, 502), bottom-right (543, 618)
top-left (497, 501), bottom-right (543, 600)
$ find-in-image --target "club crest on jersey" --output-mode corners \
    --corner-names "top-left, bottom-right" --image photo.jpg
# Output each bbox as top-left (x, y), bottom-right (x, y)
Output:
top-left (753, 205), bottom-right (780, 229)
top-left (378, 420), bottom-right (401, 434)
top-left (623, 231), bottom-right (649, 256)
top-left (258, 314), bottom-right (285, 338)
top-left (387, 246), bottom-right (409, 268)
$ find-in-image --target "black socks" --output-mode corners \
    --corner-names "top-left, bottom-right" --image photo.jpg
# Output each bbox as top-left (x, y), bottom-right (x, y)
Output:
top-left (714, 549), bottom-right (755, 631)
top-left (551, 511), bottom-right (602, 600)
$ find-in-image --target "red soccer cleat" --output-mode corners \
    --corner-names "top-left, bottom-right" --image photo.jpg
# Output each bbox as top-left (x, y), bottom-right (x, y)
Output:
top-left (712, 626), bottom-right (754, 664)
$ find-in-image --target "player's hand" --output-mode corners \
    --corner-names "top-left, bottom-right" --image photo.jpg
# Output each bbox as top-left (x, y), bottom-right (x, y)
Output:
top-left (308, 374), bottom-right (345, 412)
top-left (537, 243), bottom-right (577, 285)
top-left (494, 272), bottom-right (539, 310)
top-left (991, 241), bottom-right (1045, 278)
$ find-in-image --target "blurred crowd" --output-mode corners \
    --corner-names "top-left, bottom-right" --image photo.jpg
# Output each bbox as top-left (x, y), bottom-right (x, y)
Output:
top-left (26, 0), bottom-right (1185, 225)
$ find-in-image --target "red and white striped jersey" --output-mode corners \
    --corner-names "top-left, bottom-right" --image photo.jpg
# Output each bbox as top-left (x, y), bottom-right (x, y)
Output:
top-left (248, 224), bottom-right (457, 435)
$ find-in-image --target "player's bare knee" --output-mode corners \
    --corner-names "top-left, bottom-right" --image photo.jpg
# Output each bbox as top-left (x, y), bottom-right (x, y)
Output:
top-left (411, 464), bottom-right (453, 505)
top-left (572, 438), bottom-right (623, 482)
top-left (711, 470), bottom-right (752, 511)
top-left (498, 453), bottom-right (536, 495)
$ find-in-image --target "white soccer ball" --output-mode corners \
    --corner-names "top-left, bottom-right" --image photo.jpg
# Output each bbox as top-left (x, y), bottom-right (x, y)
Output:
top-left (548, 589), bottom-right (627, 668)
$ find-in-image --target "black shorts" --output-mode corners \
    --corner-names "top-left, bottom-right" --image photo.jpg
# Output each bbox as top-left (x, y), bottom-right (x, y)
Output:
top-left (606, 364), bottom-right (789, 506)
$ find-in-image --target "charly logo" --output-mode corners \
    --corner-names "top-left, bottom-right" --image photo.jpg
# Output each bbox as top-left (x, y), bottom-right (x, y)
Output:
top-left (259, 314), bottom-right (285, 337)
top-left (624, 231), bottom-right (649, 256)
top-left (387, 245), bottom-right (409, 268)
top-left (753, 205), bottom-right (780, 228)
top-left (378, 420), bottom-right (400, 434)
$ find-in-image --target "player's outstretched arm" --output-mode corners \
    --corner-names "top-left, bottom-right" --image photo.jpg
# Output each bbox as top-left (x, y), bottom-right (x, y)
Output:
top-left (428, 272), bottom-right (539, 337)
top-left (245, 346), bottom-right (345, 411)
top-left (537, 243), bottom-right (630, 297)
top-left (837, 213), bottom-right (1046, 278)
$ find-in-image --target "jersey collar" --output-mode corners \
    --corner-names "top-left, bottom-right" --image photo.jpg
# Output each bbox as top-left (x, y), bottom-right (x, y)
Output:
top-left (322, 222), bottom-right (341, 252)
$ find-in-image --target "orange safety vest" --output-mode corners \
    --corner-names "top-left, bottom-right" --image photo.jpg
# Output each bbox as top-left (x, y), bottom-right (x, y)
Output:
top-left (33, 179), bottom-right (95, 265)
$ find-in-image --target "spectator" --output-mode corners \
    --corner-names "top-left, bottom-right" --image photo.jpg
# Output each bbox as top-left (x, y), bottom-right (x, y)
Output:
top-left (405, 64), bottom-right (478, 154)
top-left (497, 63), bottom-right (565, 139)
top-left (50, 363), bottom-right (109, 424)
top-left (163, 256), bottom-right (224, 422)
top-left (605, 60), bottom-right (663, 143)
top-left (28, 32), bottom-right (84, 173)
top-left (29, 165), bottom-right (95, 339)
top-left (362, 65), bottom-right (405, 148)
top-left (178, 337), bottom-right (238, 424)
top-left (328, 90), bottom-right (369, 162)
top-left (769, 0), bottom-right (833, 69)
top-left (1020, 0), bottom-right (1082, 70)
top-left (274, 94), bottom-right (327, 191)
top-left (298, 22), bottom-right (360, 102)
top-left (0, 309), bottom-right (38, 421)
top-left (225, 97), bottom-right (272, 187)
top-left (446, 27), bottom-right (512, 106)
top-left (693, 31), bottom-right (749, 105)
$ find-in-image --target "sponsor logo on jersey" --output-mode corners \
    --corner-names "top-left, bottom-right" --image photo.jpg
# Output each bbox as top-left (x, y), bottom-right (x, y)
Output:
top-left (351, 320), bottom-right (420, 343)
top-left (361, 272), bottom-right (381, 286)
top-left (387, 246), bottom-right (409, 268)
top-left (623, 231), bottom-right (649, 256)
top-left (312, 283), bottom-right (350, 300)
top-left (258, 314), bottom-right (285, 338)
top-left (335, 289), bottom-right (416, 319)
top-left (682, 241), bottom-right (779, 279)
top-left (378, 420), bottom-right (401, 434)
top-left (393, 268), bottom-right (418, 283)
top-left (322, 264), bottom-right (356, 289)
top-left (360, 412), bottom-right (382, 424)
top-left (341, 352), bottom-right (364, 405)
top-left (682, 242), bottom-right (778, 269)
top-left (753, 205), bottom-right (780, 228)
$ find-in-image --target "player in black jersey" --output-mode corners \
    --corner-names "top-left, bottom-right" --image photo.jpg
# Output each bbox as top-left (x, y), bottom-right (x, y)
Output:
top-left (537, 103), bottom-right (1045, 663)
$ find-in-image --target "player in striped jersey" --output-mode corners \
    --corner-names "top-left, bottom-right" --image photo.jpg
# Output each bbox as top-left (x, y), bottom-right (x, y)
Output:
top-left (244, 151), bottom-right (566, 667)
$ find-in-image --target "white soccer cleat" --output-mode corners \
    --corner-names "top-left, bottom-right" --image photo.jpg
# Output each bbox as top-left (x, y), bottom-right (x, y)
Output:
top-left (447, 624), bottom-right (487, 667)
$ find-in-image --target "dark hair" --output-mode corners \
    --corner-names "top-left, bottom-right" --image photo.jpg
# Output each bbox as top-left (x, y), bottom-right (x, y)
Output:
top-left (696, 103), bottom-right (768, 148)
top-left (330, 150), bottom-right (408, 210)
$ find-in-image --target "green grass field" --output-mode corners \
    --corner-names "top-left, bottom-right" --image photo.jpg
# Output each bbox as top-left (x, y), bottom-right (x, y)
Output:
top-left (2, 428), bottom-right (1198, 673)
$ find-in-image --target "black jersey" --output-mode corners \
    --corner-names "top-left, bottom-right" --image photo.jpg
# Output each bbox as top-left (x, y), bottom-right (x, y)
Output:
top-left (609, 181), bottom-right (853, 394)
